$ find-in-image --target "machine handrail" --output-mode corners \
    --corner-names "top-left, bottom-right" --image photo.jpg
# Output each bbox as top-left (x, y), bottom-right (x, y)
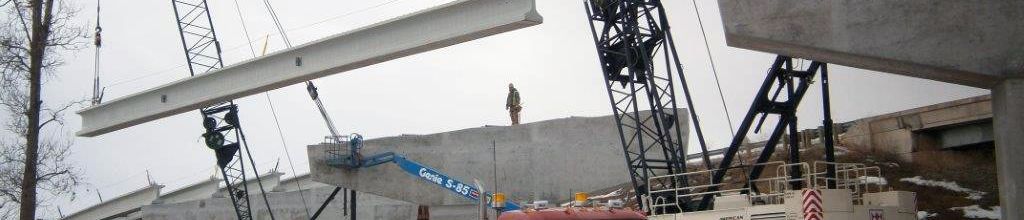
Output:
top-left (646, 161), bottom-right (894, 208)
top-left (647, 161), bottom-right (813, 207)
top-left (811, 161), bottom-right (886, 204)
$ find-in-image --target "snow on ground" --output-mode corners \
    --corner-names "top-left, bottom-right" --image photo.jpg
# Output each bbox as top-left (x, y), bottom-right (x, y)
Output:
top-left (900, 176), bottom-right (986, 200)
top-left (590, 188), bottom-right (622, 200)
top-left (835, 145), bottom-right (851, 152)
top-left (858, 176), bottom-right (888, 185)
top-left (881, 162), bottom-right (900, 168)
top-left (949, 205), bottom-right (1000, 219)
top-left (834, 145), bottom-right (850, 156)
top-left (917, 211), bottom-right (937, 219)
top-left (686, 154), bottom-right (724, 164)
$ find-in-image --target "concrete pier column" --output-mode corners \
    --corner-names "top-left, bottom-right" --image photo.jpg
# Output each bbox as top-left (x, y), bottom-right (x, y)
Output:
top-left (993, 78), bottom-right (1024, 219)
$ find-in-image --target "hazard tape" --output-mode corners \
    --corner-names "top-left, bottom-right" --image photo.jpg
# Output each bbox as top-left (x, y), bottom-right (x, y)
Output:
top-left (802, 189), bottom-right (823, 220)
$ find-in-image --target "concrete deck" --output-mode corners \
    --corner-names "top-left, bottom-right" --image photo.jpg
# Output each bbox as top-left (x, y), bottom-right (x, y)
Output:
top-left (308, 111), bottom-right (688, 207)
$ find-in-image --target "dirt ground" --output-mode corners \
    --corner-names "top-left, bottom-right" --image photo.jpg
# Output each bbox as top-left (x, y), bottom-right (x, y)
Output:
top-left (583, 142), bottom-right (999, 219)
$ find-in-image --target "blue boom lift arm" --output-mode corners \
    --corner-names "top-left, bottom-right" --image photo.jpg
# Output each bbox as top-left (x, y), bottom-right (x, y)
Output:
top-left (325, 135), bottom-right (522, 211)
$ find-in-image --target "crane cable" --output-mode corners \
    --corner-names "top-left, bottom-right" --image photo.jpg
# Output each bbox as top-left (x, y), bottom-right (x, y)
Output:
top-left (259, 0), bottom-right (360, 216)
top-left (688, 0), bottom-right (751, 167)
top-left (231, 0), bottom-right (312, 217)
top-left (262, 0), bottom-right (292, 48)
top-left (91, 0), bottom-right (104, 105)
top-left (260, 0), bottom-right (344, 142)
top-left (689, 0), bottom-right (734, 138)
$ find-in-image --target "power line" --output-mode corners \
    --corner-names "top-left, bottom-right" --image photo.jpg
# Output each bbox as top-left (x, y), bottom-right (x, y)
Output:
top-left (282, 0), bottom-right (403, 34)
top-left (102, 0), bottom-right (405, 93)
top-left (103, 64), bottom-right (186, 88)
top-left (234, 0), bottom-right (258, 58)
top-left (92, 170), bottom-right (148, 190)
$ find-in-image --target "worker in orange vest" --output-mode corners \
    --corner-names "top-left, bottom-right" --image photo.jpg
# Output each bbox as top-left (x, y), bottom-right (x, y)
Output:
top-left (506, 83), bottom-right (522, 125)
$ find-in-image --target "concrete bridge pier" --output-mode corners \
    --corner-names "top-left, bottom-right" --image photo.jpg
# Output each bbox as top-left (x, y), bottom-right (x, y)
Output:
top-left (993, 78), bottom-right (1024, 219)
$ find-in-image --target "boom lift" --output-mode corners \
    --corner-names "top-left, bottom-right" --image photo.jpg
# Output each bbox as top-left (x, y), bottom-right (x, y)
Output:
top-left (323, 135), bottom-right (523, 211)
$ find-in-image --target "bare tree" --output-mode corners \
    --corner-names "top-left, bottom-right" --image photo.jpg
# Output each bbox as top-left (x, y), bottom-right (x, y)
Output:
top-left (0, 0), bottom-right (86, 219)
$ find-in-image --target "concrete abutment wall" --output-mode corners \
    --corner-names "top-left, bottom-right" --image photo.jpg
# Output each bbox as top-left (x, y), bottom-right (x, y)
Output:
top-left (308, 111), bottom-right (688, 210)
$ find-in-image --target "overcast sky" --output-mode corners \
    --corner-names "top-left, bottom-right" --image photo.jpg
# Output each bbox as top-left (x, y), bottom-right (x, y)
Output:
top-left (21, 0), bottom-right (988, 216)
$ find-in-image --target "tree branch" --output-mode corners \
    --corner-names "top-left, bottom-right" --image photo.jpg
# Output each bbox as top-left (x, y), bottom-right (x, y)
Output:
top-left (37, 100), bottom-right (80, 129)
top-left (10, 0), bottom-right (32, 41)
top-left (33, 170), bottom-right (67, 182)
top-left (0, 0), bottom-right (87, 218)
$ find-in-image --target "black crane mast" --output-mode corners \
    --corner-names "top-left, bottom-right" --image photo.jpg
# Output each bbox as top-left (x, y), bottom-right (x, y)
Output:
top-left (584, 0), bottom-right (709, 214)
top-left (170, 1), bottom-right (275, 219)
top-left (583, 0), bottom-right (839, 215)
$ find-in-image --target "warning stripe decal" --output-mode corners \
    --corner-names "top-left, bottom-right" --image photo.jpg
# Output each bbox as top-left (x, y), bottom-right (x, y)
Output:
top-left (802, 189), bottom-right (823, 220)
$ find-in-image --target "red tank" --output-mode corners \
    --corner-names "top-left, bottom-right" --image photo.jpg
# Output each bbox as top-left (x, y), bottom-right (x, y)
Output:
top-left (498, 208), bottom-right (646, 220)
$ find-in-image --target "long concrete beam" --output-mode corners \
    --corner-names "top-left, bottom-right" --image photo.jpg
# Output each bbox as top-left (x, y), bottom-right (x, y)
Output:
top-left (76, 0), bottom-right (542, 137)
top-left (717, 0), bottom-right (1023, 88)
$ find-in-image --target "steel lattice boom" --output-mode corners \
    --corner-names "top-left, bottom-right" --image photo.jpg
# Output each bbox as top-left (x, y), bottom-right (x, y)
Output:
top-left (697, 56), bottom-right (831, 210)
top-left (170, 1), bottom-right (273, 219)
top-left (582, 0), bottom-right (842, 214)
top-left (584, 0), bottom-right (705, 214)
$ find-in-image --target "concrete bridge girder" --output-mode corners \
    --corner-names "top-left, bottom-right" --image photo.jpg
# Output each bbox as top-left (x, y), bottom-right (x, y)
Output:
top-left (717, 0), bottom-right (1023, 88)
top-left (76, 0), bottom-right (543, 137)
